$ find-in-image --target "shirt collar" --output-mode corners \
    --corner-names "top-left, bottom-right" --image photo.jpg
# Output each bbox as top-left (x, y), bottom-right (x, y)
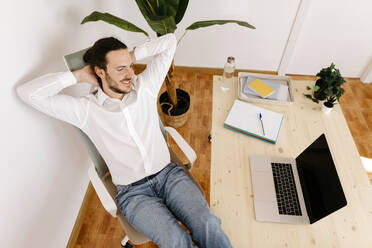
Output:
top-left (94, 75), bottom-right (138, 106)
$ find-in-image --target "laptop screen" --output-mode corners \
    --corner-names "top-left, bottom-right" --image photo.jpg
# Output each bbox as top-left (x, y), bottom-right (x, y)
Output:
top-left (295, 134), bottom-right (347, 224)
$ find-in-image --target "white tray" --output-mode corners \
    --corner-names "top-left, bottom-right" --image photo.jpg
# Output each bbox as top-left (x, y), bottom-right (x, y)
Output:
top-left (238, 72), bottom-right (295, 105)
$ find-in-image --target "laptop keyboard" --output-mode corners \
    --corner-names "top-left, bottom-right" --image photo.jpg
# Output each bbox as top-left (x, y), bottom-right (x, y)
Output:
top-left (271, 163), bottom-right (302, 216)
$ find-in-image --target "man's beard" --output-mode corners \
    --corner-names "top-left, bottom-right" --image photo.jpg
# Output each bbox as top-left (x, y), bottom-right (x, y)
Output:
top-left (105, 72), bottom-right (132, 94)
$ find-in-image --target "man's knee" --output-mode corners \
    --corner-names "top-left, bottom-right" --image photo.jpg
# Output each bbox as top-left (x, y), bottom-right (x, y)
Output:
top-left (154, 226), bottom-right (193, 248)
top-left (189, 208), bottom-right (222, 234)
top-left (190, 210), bottom-right (232, 248)
top-left (200, 210), bottom-right (222, 230)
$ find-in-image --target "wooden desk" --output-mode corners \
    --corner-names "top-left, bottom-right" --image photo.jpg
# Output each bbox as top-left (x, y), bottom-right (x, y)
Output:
top-left (210, 76), bottom-right (372, 248)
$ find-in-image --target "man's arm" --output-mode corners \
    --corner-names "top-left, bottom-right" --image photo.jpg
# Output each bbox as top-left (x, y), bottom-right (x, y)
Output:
top-left (134, 33), bottom-right (177, 95)
top-left (17, 66), bottom-right (98, 128)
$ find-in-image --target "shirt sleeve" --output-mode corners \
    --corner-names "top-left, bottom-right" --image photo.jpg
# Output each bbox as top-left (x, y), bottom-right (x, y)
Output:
top-left (17, 71), bottom-right (90, 129)
top-left (134, 33), bottom-right (177, 96)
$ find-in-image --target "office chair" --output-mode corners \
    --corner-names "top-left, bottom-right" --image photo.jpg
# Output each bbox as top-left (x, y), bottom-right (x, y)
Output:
top-left (74, 119), bottom-right (200, 247)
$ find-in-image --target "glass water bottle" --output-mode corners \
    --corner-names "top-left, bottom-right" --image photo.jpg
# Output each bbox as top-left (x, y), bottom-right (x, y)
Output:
top-left (223, 56), bottom-right (235, 79)
top-left (221, 56), bottom-right (236, 91)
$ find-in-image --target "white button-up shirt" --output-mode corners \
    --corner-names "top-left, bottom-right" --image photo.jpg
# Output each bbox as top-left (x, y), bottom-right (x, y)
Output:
top-left (17, 34), bottom-right (177, 185)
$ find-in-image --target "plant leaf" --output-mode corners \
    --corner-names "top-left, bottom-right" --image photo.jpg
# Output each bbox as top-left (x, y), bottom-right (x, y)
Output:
top-left (175, 0), bottom-right (189, 24)
top-left (303, 94), bottom-right (319, 103)
top-left (186, 20), bottom-right (256, 31)
top-left (135, 0), bottom-right (155, 16)
top-left (147, 15), bottom-right (177, 35)
top-left (135, 0), bottom-right (177, 35)
top-left (313, 85), bottom-right (320, 92)
top-left (81, 11), bottom-right (149, 37)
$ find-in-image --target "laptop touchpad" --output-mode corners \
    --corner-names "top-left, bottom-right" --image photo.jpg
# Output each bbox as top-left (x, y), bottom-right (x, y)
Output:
top-left (252, 171), bottom-right (276, 202)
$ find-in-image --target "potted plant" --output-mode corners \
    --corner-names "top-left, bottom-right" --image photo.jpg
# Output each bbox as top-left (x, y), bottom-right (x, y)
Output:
top-left (304, 63), bottom-right (346, 114)
top-left (81, 1), bottom-right (255, 127)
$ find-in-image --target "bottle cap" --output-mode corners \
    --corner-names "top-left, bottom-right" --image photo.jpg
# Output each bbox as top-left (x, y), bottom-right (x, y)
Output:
top-left (227, 56), bottom-right (235, 63)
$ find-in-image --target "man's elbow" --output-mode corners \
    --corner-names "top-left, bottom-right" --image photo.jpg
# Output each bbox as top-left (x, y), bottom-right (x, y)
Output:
top-left (16, 84), bottom-right (34, 104)
top-left (169, 33), bottom-right (177, 47)
top-left (169, 33), bottom-right (177, 41)
top-left (16, 84), bottom-right (27, 102)
top-left (166, 33), bottom-right (177, 55)
top-left (163, 33), bottom-right (177, 47)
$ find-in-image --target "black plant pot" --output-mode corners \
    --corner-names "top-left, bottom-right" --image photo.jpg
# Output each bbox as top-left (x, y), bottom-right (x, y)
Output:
top-left (314, 79), bottom-right (327, 101)
top-left (324, 101), bottom-right (334, 108)
top-left (159, 89), bottom-right (190, 127)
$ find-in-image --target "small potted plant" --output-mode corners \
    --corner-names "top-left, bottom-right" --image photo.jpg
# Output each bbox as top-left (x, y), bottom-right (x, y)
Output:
top-left (304, 63), bottom-right (346, 114)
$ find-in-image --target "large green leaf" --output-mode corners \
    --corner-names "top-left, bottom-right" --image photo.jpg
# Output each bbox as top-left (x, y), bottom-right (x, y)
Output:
top-left (135, 0), bottom-right (155, 18)
top-left (135, 0), bottom-right (177, 35)
top-left (147, 15), bottom-right (177, 35)
top-left (81, 11), bottom-right (149, 37)
top-left (158, 0), bottom-right (178, 17)
top-left (175, 0), bottom-right (189, 24)
top-left (186, 20), bottom-right (256, 31)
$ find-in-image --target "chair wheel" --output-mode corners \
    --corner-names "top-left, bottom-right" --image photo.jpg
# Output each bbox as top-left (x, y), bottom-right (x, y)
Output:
top-left (121, 243), bottom-right (132, 248)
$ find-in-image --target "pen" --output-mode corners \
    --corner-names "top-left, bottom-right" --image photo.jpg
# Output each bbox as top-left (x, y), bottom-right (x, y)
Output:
top-left (259, 113), bottom-right (265, 136)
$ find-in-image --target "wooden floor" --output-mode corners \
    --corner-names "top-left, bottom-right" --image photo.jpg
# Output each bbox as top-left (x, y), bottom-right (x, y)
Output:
top-left (74, 72), bottom-right (372, 248)
top-left (339, 79), bottom-right (372, 158)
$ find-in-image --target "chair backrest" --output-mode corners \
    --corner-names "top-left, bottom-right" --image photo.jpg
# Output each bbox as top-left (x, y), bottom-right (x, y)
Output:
top-left (159, 118), bottom-right (168, 143)
top-left (74, 127), bottom-right (109, 178)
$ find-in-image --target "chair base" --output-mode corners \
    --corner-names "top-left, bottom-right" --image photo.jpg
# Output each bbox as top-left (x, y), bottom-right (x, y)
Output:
top-left (121, 243), bottom-right (132, 248)
top-left (121, 236), bottom-right (132, 248)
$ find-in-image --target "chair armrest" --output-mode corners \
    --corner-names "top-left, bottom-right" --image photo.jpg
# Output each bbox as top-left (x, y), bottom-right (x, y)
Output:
top-left (88, 165), bottom-right (118, 218)
top-left (164, 126), bottom-right (197, 167)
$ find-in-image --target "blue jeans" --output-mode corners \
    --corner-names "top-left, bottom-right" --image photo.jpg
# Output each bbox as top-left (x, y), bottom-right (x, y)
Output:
top-left (115, 162), bottom-right (232, 248)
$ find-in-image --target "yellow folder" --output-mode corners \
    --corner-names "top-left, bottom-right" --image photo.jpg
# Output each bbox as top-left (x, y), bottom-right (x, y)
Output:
top-left (246, 79), bottom-right (275, 98)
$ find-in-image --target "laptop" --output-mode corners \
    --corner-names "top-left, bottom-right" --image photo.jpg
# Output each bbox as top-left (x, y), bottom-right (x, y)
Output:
top-left (250, 133), bottom-right (347, 224)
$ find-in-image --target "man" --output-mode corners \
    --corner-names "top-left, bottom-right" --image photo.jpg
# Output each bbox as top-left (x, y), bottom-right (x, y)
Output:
top-left (17, 34), bottom-right (232, 248)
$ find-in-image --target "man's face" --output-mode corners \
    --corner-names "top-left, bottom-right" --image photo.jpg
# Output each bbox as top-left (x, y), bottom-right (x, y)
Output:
top-left (101, 48), bottom-right (134, 95)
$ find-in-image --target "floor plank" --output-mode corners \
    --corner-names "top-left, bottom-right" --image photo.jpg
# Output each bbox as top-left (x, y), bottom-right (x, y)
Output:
top-left (339, 79), bottom-right (372, 158)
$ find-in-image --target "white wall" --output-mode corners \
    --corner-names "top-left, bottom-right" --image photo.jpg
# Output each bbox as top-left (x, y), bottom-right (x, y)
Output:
top-left (1, 1), bottom-right (131, 247)
top-left (361, 58), bottom-right (372, 83)
top-left (116, 0), bottom-right (372, 77)
top-left (115, 0), bottom-right (300, 71)
top-left (118, 0), bottom-right (372, 78)
top-left (287, 0), bottom-right (372, 77)
top-left (173, 0), bottom-right (299, 71)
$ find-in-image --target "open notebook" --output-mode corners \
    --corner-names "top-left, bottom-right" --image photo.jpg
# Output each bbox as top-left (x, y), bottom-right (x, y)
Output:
top-left (224, 100), bottom-right (284, 144)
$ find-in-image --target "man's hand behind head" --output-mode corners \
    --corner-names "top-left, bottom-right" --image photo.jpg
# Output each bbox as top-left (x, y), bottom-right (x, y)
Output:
top-left (72, 65), bottom-right (99, 87)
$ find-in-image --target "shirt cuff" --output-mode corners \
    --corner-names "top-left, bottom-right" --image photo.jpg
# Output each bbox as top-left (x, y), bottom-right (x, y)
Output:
top-left (59, 71), bottom-right (77, 88)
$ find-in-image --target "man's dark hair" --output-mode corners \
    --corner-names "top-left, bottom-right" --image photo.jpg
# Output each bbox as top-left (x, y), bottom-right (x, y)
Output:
top-left (83, 37), bottom-right (127, 88)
